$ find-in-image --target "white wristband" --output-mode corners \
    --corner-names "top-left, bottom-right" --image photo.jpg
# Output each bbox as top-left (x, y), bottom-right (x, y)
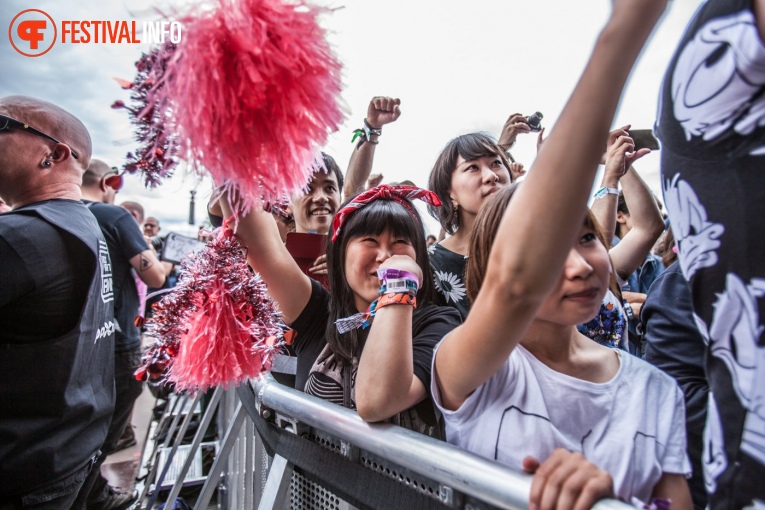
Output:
top-left (593, 186), bottom-right (619, 200)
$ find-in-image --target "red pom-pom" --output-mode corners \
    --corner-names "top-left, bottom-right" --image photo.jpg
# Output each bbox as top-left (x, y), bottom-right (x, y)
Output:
top-left (136, 225), bottom-right (285, 391)
top-left (114, 45), bottom-right (181, 187)
top-left (170, 279), bottom-right (272, 391)
top-left (117, 0), bottom-right (345, 204)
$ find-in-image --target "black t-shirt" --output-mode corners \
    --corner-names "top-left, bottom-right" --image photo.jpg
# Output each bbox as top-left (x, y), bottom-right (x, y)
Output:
top-left (0, 200), bottom-right (94, 343)
top-left (428, 243), bottom-right (470, 321)
top-left (657, 1), bottom-right (765, 506)
top-left (85, 202), bottom-right (149, 351)
top-left (642, 263), bottom-right (708, 509)
top-left (290, 279), bottom-right (461, 400)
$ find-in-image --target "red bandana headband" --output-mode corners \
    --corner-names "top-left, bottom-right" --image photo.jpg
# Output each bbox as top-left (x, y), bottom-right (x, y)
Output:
top-left (331, 184), bottom-right (442, 242)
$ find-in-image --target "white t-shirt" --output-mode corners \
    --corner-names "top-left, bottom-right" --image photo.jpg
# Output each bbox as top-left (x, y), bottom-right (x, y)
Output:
top-left (431, 344), bottom-right (691, 502)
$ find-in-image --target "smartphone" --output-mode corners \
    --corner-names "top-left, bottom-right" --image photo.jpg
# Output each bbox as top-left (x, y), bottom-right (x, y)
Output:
top-left (629, 129), bottom-right (661, 151)
top-left (285, 232), bottom-right (329, 289)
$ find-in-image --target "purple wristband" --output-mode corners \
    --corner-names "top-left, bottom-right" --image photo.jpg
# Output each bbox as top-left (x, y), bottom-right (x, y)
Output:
top-left (377, 268), bottom-right (420, 290)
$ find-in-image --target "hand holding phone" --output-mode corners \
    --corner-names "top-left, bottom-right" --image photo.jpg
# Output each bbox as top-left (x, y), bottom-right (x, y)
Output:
top-left (629, 129), bottom-right (660, 151)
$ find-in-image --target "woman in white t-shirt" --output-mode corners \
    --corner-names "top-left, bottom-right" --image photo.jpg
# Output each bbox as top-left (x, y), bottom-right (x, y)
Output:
top-left (430, 1), bottom-right (692, 508)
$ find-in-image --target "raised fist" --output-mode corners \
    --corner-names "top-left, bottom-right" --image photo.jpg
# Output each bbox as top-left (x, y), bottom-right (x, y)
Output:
top-left (367, 97), bottom-right (402, 129)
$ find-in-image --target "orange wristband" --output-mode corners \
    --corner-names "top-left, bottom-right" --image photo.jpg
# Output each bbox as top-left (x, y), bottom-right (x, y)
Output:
top-left (376, 292), bottom-right (417, 310)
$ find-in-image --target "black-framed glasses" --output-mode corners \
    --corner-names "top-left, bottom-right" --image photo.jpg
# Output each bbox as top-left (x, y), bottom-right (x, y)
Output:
top-left (0, 114), bottom-right (79, 160)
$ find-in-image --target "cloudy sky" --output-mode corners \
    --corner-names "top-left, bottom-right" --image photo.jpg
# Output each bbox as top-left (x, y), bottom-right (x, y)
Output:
top-left (1, 0), bottom-right (703, 236)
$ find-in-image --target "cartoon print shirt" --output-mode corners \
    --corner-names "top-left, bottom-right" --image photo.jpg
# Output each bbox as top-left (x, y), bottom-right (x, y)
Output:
top-left (577, 289), bottom-right (628, 350)
top-left (432, 344), bottom-right (691, 503)
top-left (657, 0), bottom-right (765, 507)
top-left (428, 243), bottom-right (470, 321)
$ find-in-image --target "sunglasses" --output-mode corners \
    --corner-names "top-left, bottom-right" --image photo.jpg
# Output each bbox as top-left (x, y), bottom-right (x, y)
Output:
top-left (0, 114), bottom-right (79, 160)
top-left (104, 172), bottom-right (125, 191)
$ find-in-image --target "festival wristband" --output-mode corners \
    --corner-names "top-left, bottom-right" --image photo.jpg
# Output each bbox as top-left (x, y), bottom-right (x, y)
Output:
top-left (377, 268), bottom-right (419, 290)
top-left (378, 278), bottom-right (418, 296)
top-left (334, 292), bottom-right (416, 334)
top-left (593, 186), bottom-right (619, 200)
top-left (376, 292), bottom-right (417, 310)
top-left (351, 119), bottom-right (382, 148)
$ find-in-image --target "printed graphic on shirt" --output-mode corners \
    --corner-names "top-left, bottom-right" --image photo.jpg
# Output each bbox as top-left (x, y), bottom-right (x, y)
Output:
top-left (98, 239), bottom-right (114, 303)
top-left (495, 402), bottom-right (662, 498)
top-left (671, 10), bottom-right (765, 154)
top-left (708, 274), bottom-right (765, 466)
top-left (495, 406), bottom-right (559, 465)
top-left (577, 290), bottom-right (626, 349)
top-left (662, 175), bottom-right (724, 280)
top-left (95, 320), bottom-right (115, 343)
top-left (433, 270), bottom-right (467, 304)
top-left (703, 393), bottom-right (727, 494)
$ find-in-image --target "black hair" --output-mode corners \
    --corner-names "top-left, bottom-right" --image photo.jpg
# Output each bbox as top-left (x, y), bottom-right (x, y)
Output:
top-left (615, 191), bottom-right (628, 238)
top-left (427, 132), bottom-right (512, 234)
top-left (325, 198), bottom-right (435, 365)
top-left (316, 152), bottom-right (344, 190)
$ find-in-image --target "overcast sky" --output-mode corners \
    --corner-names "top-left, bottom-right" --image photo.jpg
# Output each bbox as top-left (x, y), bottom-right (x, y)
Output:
top-left (1, 0), bottom-right (703, 236)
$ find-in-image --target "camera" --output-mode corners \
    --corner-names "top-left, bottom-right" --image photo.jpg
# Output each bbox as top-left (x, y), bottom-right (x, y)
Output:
top-left (525, 111), bottom-right (544, 132)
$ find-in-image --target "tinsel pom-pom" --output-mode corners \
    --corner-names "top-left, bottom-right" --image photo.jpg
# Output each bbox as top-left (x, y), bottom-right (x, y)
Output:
top-left (112, 45), bottom-right (181, 188)
top-left (136, 224), bottom-right (285, 392)
top-left (116, 0), bottom-right (345, 205)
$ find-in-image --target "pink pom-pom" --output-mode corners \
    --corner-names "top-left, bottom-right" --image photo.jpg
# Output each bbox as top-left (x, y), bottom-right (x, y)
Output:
top-left (117, 0), bottom-right (345, 204)
top-left (171, 279), bottom-right (271, 392)
top-left (136, 224), bottom-right (285, 392)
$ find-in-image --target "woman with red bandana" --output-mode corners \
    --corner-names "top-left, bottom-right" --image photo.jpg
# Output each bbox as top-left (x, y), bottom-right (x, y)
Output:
top-left (219, 184), bottom-right (461, 432)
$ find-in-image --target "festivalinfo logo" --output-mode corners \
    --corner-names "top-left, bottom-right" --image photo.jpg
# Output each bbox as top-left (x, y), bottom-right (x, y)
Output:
top-left (9, 9), bottom-right (183, 57)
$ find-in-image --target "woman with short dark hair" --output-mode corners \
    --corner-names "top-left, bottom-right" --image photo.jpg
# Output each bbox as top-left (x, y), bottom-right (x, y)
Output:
top-left (220, 184), bottom-right (461, 429)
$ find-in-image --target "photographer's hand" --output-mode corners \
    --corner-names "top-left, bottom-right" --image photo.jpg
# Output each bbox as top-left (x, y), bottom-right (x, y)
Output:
top-left (498, 113), bottom-right (531, 149)
top-left (604, 126), bottom-right (651, 183)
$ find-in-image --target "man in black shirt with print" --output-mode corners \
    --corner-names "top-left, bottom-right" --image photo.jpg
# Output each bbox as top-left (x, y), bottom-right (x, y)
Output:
top-left (79, 159), bottom-right (166, 509)
top-left (0, 95), bottom-right (115, 509)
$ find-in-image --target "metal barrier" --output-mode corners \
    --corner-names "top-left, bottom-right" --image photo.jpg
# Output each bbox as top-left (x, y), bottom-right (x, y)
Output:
top-left (148, 374), bottom-right (634, 510)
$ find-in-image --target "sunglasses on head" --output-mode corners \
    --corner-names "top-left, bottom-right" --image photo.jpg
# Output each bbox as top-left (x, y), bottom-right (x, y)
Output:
top-left (104, 171), bottom-right (125, 191)
top-left (0, 114), bottom-right (79, 160)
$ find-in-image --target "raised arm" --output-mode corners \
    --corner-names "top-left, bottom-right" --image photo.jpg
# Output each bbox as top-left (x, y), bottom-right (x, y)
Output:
top-left (218, 194), bottom-right (312, 324)
top-left (343, 97), bottom-right (401, 200)
top-left (609, 165), bottom-right (665, 279)
top-left (589, 126), bottom-right (643, 246)
top-left (435, 0), bottom-right (669, 410)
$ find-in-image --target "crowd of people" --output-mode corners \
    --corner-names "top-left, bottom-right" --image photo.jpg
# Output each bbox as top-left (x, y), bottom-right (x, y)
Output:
top-left (2, 0), bottom-right (764, 509)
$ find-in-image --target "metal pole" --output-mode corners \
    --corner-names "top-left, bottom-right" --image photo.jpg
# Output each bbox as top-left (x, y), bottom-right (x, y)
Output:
top-left (138, 393), bottom-right (188, 506)
top-left (188, 190), bottom-right (196, 226)
top-left (163, 387), bottom-right (224, 510)
top-left (193, 402), bottom-right (247, 510)
top-left (249, 376), bottom-right (634, 510)
top-left (256, 454), bottom-right (294, 510)
top-left (147, 392), bottom-right (204, 510)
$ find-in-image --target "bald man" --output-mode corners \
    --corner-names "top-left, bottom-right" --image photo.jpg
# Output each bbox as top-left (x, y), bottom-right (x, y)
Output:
top-left (80, 159), bottom-right (165, 509)
top-left (0, 96), bottom-right (115, 508)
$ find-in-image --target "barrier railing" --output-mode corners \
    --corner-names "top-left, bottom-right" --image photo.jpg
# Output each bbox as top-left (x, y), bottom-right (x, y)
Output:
top-left (147, 374), bottom-right (634, 510)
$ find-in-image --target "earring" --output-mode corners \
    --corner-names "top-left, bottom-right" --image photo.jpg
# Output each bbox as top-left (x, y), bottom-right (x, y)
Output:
top-left (43, 160), bottom-right (52, 167)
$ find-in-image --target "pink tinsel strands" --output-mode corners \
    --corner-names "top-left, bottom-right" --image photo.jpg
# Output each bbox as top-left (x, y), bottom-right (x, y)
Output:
top-left (112, 44), bottom-right (181, 187)
top-left (117, 0), bottom-right (345, 208)
top-left (135, 224), bottom-right (286, 393)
